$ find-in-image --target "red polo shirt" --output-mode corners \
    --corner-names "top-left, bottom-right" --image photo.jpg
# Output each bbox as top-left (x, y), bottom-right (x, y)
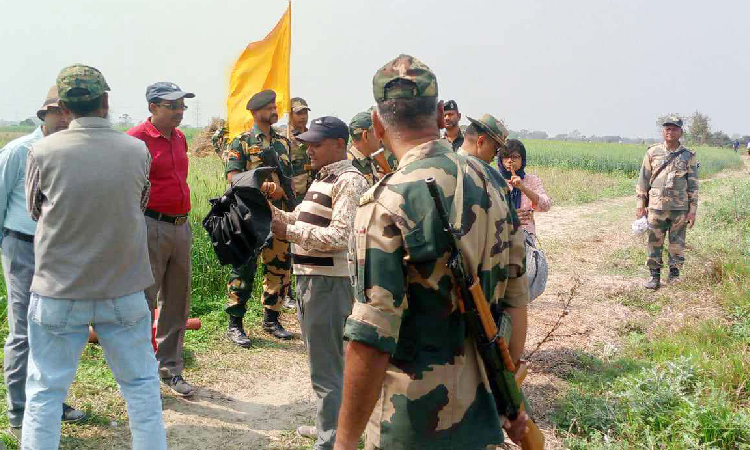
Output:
top-left (127, 119), bottom-right (191, 215)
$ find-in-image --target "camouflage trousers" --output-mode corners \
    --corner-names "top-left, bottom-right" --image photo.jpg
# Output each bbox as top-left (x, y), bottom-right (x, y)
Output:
top-left (226, 236), bottom-right (292, 317)
top-left (646, 209), bottom-right (688, 270)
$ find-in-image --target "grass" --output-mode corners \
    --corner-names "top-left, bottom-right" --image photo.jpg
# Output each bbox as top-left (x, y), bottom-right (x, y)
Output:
top-left (0, 123), bottom-right (746, 447)
top-left (552, 176), bottom-right (750, 449)
top-left (523, 139), bottom-right (745, 178)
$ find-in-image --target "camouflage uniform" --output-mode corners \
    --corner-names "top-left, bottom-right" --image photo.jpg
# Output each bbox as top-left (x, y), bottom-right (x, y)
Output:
top-left (343, 55), bottom-right (529, 450)
top-left (224, 124), bottom-right (294, 316)
top-left (347, 110), bottom-right (398, 185)
top-left (636, 142), bottom-right (699, 270)
top-left (346, 145), bottom-right (379, 186)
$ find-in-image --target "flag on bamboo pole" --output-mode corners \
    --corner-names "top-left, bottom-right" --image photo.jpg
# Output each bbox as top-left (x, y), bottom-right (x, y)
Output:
top-left (227, 2), bottom-right (291, 140)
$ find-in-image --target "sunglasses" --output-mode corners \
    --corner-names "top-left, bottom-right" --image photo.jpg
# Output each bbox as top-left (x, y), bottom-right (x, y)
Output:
top-left (156, 102), bottom-right (188, 111)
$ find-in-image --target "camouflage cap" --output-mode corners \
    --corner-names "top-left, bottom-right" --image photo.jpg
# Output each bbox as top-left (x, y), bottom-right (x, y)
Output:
top-left (349, 109), bottom-right (374, 138)
top-left (467, 114), bottom-right (508, 147)
top-left (661, 115), bottom-right (683, 128)
top-left (56, 64), bottom-right (110, 103)
top-left (372, 54), bottom-right (438, 102)
top-left (291, 97), bottom-right (310, 113)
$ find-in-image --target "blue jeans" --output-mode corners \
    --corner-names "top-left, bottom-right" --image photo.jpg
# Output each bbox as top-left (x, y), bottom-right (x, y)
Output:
top-left (22, 291), bottom-right (167, 450)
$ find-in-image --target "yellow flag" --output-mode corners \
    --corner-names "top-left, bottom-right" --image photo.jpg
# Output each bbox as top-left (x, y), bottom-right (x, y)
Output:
top-left (227, 2), bottom-right (291, 140)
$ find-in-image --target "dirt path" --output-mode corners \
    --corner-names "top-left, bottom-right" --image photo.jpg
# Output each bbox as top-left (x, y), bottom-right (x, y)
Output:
top-left (113, 160), bottom-right (747, 450)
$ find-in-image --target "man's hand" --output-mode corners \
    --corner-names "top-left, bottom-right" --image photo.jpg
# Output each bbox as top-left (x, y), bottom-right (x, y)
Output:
top-left (503, 411), bottom-right (530, 446)
top-left (686, 211), bottom-right (696, 228)
top-left (261, 182), bottom-right (285, 202)
top-left (271, 218), bottom-right (287, 240)
top-left (636, 207), bottom-right (647, 219)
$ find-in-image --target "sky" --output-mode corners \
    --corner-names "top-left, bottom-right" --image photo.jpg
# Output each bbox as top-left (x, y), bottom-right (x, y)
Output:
top-left (1, 0), bottom-right (748, 139)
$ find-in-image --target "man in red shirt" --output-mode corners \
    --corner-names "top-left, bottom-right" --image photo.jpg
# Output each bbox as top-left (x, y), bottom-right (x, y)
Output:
top-left (127, 82), bottom-right (195, 397)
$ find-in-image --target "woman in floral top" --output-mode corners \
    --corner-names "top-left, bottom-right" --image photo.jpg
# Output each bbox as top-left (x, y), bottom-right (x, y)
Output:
top-left (499, 139), bottom-right (551, 235)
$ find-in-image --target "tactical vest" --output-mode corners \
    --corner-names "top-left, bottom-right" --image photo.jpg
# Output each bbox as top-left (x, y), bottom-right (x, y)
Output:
top-left (292, 169), bottom-right (361, 277)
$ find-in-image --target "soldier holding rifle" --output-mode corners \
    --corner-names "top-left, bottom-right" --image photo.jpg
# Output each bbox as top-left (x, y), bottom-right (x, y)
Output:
top-left (335, 54), bottom-right (539, 450)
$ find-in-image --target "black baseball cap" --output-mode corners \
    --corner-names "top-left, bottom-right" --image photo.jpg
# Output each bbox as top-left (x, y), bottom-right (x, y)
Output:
top-left (296, 116), bottom-right (349, 144)
top-left (146, 82), bottom-right (194, 102)
top-left (444, 100), bottom-right (459, 112)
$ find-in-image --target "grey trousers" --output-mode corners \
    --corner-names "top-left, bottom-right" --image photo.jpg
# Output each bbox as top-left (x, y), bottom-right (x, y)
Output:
top-left (2, 233), bottom-right (35, 427)
top-left (144, 216), bottom-right (192, 379)
top-left (296, 275), bottom-right (354, 450)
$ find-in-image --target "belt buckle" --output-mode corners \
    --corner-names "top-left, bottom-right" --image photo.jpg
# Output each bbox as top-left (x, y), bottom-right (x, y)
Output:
top-left (175, 216), bottom-right (188, 226)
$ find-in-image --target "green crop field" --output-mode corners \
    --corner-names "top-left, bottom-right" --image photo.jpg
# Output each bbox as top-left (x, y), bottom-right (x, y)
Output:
top-left (523, 139), bottom-right (744, 178)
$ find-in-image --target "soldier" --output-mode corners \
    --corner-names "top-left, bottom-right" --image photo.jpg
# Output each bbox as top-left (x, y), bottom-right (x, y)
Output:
top-left (636, 116), bottom-right (698, 290)
top-left (457, 114), bottom-right (508, 163)
top-left (335, 55), bottom-right (530, 450)
top-left (442, 99), bottom-right (464, 151)
top-left (224, 89), bottom-right (294, 346)
top-left (347, 110), bottom-right (383, 186)
top-left (211, 122), bottom-right (228, 156)
top-left (278, 97), bottom-right (314, 309)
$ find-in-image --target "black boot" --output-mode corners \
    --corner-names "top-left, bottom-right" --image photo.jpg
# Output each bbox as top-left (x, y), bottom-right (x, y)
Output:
top-left (667, 267), bottom-right (680, 284)
top-left (227, 315), bottom-right (252, 348)
top-left (644, 269), bottom-right (661, 290)
top-left (262, 309), bottom-right (293, 340)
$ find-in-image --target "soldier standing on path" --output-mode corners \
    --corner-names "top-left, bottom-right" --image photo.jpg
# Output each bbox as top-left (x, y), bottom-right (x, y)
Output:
top-left (347, 110), bottom-right (384, 186)
top-left (224, 89), bottom-right (295, 346)
top-left (442, 99), bottom-right (464, 151)
top-left (335, 54), bottom-right (530, 450)
top-left (636, 116), bottom-right (699, 290)
top-left (278, 97), bottom-right (314, 309)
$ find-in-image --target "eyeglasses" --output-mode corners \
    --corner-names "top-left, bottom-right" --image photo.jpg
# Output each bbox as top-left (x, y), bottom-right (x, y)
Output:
top-left (157, 102), bottom-right (188, 111)
top-left (501, 154), bottom-right (522, 161)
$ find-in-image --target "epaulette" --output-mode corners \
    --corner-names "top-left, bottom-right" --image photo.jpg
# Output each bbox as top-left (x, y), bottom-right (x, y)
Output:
top-left (359, 172), bottom-right (393, 206)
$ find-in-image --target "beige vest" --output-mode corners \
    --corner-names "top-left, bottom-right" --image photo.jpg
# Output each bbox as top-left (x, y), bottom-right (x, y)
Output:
top-left (292, 169), bottom-right (360, 277)
top-left (30, 117), bottom-right (154, 299)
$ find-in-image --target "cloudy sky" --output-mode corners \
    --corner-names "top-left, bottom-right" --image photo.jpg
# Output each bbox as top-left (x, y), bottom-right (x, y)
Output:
top-left (1, 0), bottom-right (747, 138)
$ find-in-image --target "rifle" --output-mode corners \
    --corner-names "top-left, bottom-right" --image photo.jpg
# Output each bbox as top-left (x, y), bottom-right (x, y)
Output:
top-left (425, 177), bottom-right (544, 450)
top-left (260, 148), bottom-right (298, 211)
top-left (369, 148), bottom-right (393, 175)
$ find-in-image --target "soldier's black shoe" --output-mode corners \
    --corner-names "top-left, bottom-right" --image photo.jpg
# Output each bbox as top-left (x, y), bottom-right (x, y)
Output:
top-left (227, 316), bottom-right (252, 348)
top-left (262, 309), bottom-right (293, 340)
top-left (667, 267), bottom-right (680, 284)
top-left (644, 269), bottom-right (661, 290)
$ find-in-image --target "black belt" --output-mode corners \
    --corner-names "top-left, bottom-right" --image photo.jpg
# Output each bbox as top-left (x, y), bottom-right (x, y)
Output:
top-left (3, 228), bottom-right (33, 243)
top-left (145, 209), bottom-right (189, 226)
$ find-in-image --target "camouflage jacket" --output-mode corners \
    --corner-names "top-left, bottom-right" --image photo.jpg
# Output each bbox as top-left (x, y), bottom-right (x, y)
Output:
top-left (224, 124), bottom-right (293, 208)
top-left (347, 145), bottom-right (379, 186)
top-left (636, 143), bottom-right (698, 213)
top-left (344, 139), bottom-right (529, 450)
top-left (277, 124), bottom-right (314, 197)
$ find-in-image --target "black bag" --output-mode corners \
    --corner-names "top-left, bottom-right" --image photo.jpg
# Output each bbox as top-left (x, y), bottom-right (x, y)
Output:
top-left (202, 167), bottom-right (275, 268)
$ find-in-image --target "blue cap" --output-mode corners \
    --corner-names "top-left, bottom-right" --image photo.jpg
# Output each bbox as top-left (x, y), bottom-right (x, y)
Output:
top-left (296, 116), bottom-right (349, 144)
top-left (146, 82), bottom-right (195, 102)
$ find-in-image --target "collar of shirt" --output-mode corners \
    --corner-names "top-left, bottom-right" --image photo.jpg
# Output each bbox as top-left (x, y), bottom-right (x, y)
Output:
top-left (253, 123), bottom-right (281, 140)
top-left (347, 145), bottom-right (369, 161)
top-left (442, 128), bottom-right (463, 141)
top-left (661, 142), bottom-right (685, 153)
top-left (316, 159), bottom-right (356, 180)
top-left (142, 118), bottom-right (184, 141)
top-left (69, 117), bottom-right (113, 130)
top-left (398, 139), bottom-right (452, 167)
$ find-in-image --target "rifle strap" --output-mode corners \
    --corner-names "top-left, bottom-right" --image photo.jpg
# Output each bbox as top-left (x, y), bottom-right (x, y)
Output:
top-left (649, 148), bottom-right (687, 186)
